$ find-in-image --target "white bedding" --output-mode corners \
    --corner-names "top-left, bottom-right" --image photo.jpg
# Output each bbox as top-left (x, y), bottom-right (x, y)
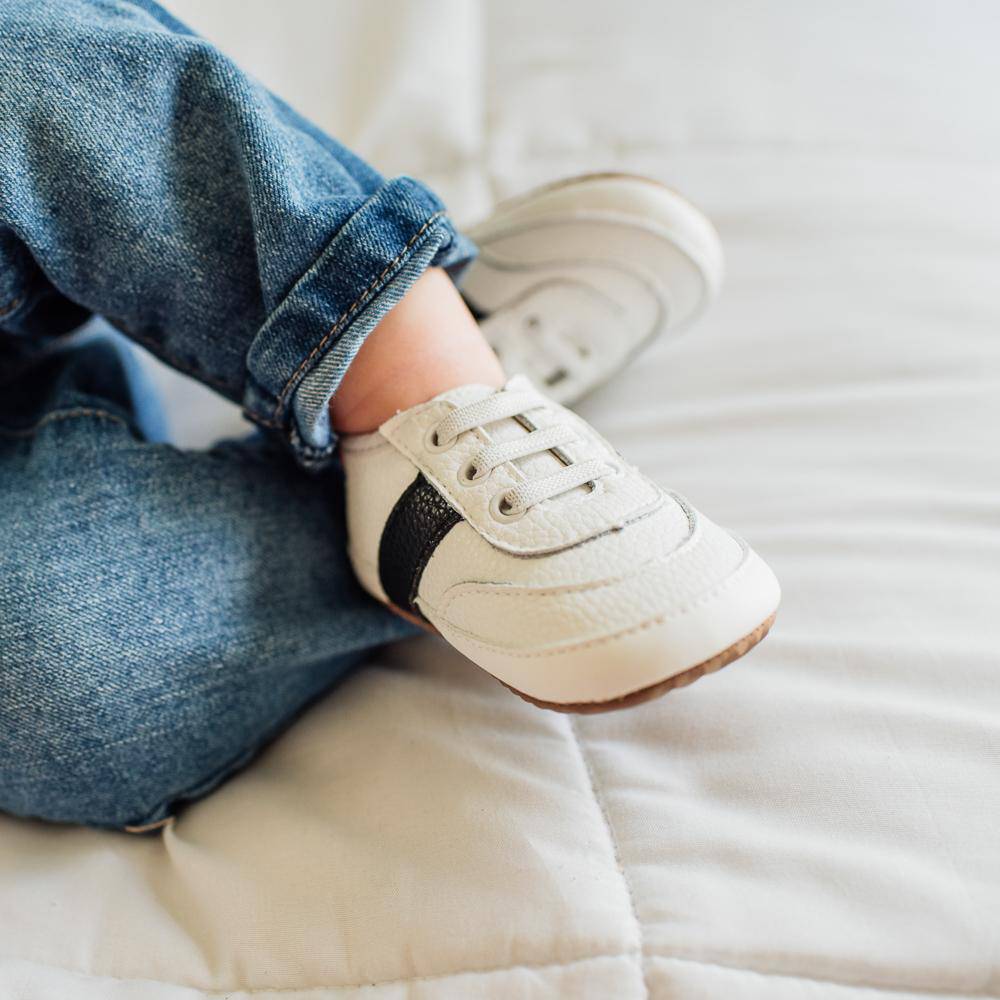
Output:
top-left (3, 2), bottom-right (999, 997)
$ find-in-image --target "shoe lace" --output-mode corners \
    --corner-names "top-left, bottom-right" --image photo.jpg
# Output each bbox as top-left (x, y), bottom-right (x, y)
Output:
top-left (430, 385), bottom-right (613, 519)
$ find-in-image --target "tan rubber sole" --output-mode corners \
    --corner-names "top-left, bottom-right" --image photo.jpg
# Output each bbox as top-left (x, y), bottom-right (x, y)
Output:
top-left (501, 612), bottom-right (777, 714)
top-left (388, 601), bottom-right (776, 715)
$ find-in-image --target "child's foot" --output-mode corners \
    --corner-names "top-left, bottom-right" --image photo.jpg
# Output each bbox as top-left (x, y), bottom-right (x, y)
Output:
top-left (461, 173), bottom-right (724, 406)
top-left (341, 376), bottom-right (779, 712)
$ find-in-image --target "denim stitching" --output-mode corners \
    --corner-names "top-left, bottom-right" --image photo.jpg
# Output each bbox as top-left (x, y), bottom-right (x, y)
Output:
top-left (287, 422), bottom-right (335, 460)
top-left (271, 212), bottom-right (445, 423)
top-left (244, 409), bottom-right (282, 430)
top-left (0, 407), bottom-right (130, 438)
top-left (0, 296), bottom-right (22, 318)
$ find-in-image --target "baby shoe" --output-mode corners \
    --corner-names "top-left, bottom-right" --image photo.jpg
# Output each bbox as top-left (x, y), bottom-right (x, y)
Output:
top-left (461, 173), bottom-right (723, 406)
top-left (341, 376), bottom-right (779, 712)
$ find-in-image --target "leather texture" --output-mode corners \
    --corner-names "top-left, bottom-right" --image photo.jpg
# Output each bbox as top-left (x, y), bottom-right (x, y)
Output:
top-left (340, 431), bottom-right (418, 603)
top-left (428, 511), bottom-right (746, 650)
top-left (379, 376), bottom-right (665, 556)
top-left (348, 375), bottom-right (779, 702)
top-left (378, 472), bottom-right (462, 615)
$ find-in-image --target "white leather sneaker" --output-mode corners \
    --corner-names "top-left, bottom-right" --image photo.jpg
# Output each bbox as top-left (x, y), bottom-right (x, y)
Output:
top-left (461, 173), bottom-right (724, 406)
top-left (341, 376), bottom-right (779, 712)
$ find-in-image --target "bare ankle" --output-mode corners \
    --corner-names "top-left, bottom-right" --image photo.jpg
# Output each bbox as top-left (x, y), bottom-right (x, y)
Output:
top-left (330, 269), bottom-right (505, 435)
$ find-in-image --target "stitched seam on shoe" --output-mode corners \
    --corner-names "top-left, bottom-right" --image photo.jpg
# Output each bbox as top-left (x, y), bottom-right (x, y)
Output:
top-left (564, 716), bottom-right (648, 998)
top-left (270, 212), bottom-right (445, 424)
top-left (430, 541), bottom-right (757, 658)
top-left (435, 515), bottom-right (705, 616)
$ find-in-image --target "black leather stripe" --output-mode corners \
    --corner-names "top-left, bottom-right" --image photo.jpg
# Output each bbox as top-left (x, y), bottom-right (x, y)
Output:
top-left (378, 473), bottom-right (462, 616)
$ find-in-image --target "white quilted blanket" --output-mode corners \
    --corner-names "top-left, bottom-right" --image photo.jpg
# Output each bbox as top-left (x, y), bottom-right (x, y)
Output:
top-left (3, 2), bottom-right (999, 997)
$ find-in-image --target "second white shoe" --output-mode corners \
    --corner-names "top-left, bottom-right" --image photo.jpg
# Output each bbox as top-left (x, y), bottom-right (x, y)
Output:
top-left (461, 173), bottom-right (724, 406)
top-left (342, 376), bottom-right (779, 712)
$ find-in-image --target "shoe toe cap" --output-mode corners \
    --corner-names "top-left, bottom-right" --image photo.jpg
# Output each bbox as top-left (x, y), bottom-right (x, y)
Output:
top-left (425, 509), bottom-right (780, 705)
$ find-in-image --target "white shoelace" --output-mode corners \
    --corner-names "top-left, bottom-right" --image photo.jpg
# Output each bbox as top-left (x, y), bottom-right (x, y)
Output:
top-left (430, 385), bottom-right (613, 520)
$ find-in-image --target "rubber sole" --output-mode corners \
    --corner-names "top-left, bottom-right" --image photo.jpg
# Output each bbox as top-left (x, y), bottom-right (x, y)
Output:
top-left (467, 169), bottom-right (724, 301)
top-left (499, 612), bottom-right (776, 714)
top-left (389, 599), bottom-right (776, 715)
top-left (463, 171), bottom-right (724, 407)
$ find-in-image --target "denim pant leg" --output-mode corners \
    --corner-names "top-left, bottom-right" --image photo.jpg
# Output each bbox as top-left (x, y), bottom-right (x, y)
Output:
top-left (0, 335), bottom-right (417, 831)
top-left (0, 0), bottom-right (476, 469)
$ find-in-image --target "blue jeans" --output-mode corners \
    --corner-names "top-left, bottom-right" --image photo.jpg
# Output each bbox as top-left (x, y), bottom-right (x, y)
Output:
top-left (0, 0), bottom-right (476, 830)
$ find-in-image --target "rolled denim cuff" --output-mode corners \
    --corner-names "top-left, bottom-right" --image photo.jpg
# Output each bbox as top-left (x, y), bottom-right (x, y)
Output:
top-left (243, 175), bottom-right (476, 468)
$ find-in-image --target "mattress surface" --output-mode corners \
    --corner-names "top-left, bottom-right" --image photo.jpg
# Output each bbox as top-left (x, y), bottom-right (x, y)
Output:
top-left (2, 2), bottom-right (999, 997)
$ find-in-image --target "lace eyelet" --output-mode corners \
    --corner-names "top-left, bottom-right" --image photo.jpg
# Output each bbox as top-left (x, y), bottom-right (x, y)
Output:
top-left (458, 459), bottom-right (490, 486)
top-left (489, 491), bottom-right (526, 523)
top-left (424, 424), bottom-right (454, 453)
